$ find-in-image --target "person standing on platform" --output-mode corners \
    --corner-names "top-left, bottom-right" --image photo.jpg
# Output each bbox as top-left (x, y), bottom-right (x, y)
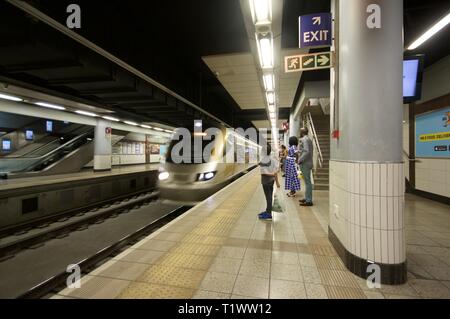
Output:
top-left (258, 143), bottom-right (280, 221)
top-left (285, 136), bottom-right (301, 197)
top-left (298, 128), bottom-right (314, 206)
top-left (279, 145), bottom-right (288, 177)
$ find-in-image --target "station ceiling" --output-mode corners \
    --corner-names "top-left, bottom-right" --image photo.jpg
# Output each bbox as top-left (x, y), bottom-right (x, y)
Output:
top-left (0, 0), bottom-right (449, 130)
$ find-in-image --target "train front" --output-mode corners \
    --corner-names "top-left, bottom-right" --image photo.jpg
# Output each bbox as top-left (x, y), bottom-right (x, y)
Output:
top-left (157, 127), bottom-right (226, 205)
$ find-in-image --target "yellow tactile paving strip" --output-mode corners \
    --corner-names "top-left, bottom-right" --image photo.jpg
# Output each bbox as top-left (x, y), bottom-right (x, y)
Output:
top-left (117, 170), bottom-right (261, 299)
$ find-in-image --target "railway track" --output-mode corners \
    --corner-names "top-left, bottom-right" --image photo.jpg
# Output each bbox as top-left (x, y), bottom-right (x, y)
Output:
top-left (0, 191), bottom-right (187, 299)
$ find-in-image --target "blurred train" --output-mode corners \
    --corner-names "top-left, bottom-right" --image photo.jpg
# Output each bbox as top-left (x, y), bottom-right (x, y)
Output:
top-left (158, 126), bottom-right (261, 204)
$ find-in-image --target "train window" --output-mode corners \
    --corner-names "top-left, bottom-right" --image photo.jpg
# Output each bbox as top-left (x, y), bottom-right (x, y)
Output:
top-left (22, 197), bottom-right (38, 215)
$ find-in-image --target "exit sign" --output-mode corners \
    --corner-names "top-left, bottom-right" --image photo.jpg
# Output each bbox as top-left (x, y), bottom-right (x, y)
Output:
top-left (299, 13), bottom-right (332, 48)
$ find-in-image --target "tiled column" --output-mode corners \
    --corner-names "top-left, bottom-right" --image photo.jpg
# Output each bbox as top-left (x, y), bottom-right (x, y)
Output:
top-left (329, 0), bottom-right (406, 284)
top-left (94, 119), bottom-right (112, 171)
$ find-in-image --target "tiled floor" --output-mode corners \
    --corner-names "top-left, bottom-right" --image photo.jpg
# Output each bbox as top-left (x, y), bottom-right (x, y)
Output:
top-left (54, 169), bottom-right (450, 299)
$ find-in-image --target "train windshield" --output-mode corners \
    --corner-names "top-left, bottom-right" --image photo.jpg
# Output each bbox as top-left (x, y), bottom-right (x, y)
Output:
top-left (165, 134), bottom-right (218, 164)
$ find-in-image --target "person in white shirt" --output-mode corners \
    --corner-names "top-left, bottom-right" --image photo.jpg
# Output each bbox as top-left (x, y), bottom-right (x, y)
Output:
top-left (258, 143), bottom-right (280, 221)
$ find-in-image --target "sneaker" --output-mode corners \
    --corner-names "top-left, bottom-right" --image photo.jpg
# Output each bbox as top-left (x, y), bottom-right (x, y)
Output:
top-left (300, 202), bottom-right (313, 207)
top-left (299, 199), bottom-right (306, 203)
top-left (258, 212), bottom-right (266, 218)
top-left (258, 212), bottom-right (272, 220)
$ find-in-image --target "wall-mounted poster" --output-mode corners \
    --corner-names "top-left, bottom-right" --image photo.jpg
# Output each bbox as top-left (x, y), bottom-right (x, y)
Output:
top-left (415, 106), bottom-right (450, 158)
top-left (150, 144), bottom-right (160, 155)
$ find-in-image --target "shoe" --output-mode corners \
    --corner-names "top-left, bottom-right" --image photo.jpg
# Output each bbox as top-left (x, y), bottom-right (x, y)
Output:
top-left (300, 202), bottom-right (313, 207)
top-left (286, 192), bottom-right (296, 197)
top-left (258, 212), bottom-right (272, 220)
top-left (258, 212), bottom-right (266, 218)
top-left (299, 199), bottom-right (306, 203)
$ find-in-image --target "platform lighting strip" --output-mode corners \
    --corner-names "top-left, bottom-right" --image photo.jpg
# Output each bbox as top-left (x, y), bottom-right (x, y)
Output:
top-left (0, 93), bottom-right (24, 102)
top-left (0, 93), bottom-right (173, 134)
top-left (250, 0), bottom-right (277, 129)
top-left (407, 12), bottom-right (450, 50)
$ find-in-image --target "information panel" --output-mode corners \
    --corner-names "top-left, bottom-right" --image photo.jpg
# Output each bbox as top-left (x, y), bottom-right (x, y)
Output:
top-left (415, 106), bottom-right (450, 158)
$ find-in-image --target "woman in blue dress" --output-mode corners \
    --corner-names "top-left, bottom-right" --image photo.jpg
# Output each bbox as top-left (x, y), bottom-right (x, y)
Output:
top-left (285, 136), bottom-right (301, 197)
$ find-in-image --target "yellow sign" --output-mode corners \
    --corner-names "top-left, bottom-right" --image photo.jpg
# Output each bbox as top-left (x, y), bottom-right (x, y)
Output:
top-left (419, 131), bottom-right (450, 142)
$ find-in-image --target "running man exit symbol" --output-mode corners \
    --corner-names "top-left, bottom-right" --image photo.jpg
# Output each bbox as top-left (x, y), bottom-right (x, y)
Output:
top-left (285, 56), bottom-right (301, 72)
top-left (299, 12), bottom-right (332, 48)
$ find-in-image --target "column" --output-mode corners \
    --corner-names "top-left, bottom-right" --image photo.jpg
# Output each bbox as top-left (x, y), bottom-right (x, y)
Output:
top-left (94, 119), bottom-right (112, 171)
top-left (289, 112), bottom-right (299, 138)
top-left (329, 0), bottom-right (406, 284)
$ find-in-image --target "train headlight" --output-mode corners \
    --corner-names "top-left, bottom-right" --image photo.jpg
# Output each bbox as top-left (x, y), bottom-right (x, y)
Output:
top-left (198, 171), bottom-right (215, 181)
top-left (158, 172), bottom-right (170, 181)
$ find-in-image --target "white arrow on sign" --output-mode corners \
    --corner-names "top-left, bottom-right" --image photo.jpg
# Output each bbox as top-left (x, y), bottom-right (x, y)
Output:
top-left (312, 16), bottom-right (321, 25)
top-left (317, 54), bottom-right (329, 66)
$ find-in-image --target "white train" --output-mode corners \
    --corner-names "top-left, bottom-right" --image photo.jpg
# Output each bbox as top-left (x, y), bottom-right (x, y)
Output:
top-left (158, 127), bottom-right (261, 204)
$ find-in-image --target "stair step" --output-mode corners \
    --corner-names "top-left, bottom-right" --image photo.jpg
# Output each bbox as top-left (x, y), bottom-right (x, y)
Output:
top-left (313, 183), bottom-right (329, 190)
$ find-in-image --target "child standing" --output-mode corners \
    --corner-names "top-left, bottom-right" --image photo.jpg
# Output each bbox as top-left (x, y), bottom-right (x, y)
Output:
top-left (258, 143), bottom-right (280, 221)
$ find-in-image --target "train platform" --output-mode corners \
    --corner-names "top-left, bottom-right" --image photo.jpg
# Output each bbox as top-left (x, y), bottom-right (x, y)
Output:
top-left (0, 164), bottom-right (159, 193)
top-left (53, 169), bottom-right (450, 299)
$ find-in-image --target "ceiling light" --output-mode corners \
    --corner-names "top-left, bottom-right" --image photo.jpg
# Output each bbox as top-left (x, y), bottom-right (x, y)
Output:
top-left (124, 121), bottom-right (138, 126)
top-left (250, 0), bottom-right (272, 24)
top-left (268, 104), bottom-right (276, 112)
top-left (75, 110), bottom-right (97, 117)
top-left (102, 116), bottom-right (120, 122)
top-left (35, 102), bottom-right (66, 110)
top-left (266, 92), bottom-right (275, 104)
top-left (194, 120), bottom-right (202, 128)
top-left (154, 127), bottom-right (163, 131)
top-left (140, 124), bottom-right (152, 129)
top-left (0, 93), bottom-right (23, 102)
top-left (263, 73), bottom-right (275, 91)
top-left (256, 34), bottom-right (274, 69)
top-left (408, 12), bottom-right (450, 50)
top-left (164, 129), bottom-right (173, 133)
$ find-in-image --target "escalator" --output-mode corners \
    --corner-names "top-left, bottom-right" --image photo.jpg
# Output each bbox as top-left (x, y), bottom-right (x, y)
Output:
top-left (0, 128), bottom-right (94, 179)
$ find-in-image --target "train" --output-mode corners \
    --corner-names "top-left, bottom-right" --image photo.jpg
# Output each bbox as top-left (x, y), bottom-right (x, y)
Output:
top-left (158, 126), bottom-right (262, 204)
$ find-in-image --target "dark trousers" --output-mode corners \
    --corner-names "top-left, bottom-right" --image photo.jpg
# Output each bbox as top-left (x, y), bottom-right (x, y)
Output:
top-left (262, 181), bottom-right (274, 215)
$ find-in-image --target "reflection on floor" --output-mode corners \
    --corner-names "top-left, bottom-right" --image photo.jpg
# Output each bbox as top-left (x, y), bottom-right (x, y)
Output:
top-left (53, 169), bottom-right (450, 299)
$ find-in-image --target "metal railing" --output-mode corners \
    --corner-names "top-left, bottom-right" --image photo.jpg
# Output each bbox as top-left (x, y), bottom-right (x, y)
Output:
top-left (303, 113), bottom-right (323, 170)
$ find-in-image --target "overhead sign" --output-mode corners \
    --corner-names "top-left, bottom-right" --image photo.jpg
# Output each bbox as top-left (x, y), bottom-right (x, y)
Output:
top-left (299, 13), bottom-right (332, 48)
top-left (284, 52), bottom-right (333, 73)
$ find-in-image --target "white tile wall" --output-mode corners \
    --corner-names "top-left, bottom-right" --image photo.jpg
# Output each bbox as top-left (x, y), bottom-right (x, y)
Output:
top-left (329, 160), bottom-right (406, 265)
top-left (415, 158), bottom-right (450, 198)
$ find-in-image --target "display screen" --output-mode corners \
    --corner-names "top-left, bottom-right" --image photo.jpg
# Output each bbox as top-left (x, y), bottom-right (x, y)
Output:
top-left (403, 55), bottom-right (424, 103)
top-left (46, 120), bottom-right (53, 132)
top-left (2, 139), bottom-right (11, 151)
top-left (25, 130), bottom-right (34, 140)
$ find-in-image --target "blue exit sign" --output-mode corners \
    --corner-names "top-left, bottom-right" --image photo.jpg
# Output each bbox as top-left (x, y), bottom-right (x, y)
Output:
top-left (299, 13), bottom-right (332, 48)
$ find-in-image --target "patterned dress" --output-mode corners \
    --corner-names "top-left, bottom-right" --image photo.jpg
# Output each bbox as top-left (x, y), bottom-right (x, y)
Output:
top-left (284, 146), bottom-right (301, 192)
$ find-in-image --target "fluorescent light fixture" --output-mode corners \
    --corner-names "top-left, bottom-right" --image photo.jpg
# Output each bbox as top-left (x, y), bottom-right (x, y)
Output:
top-left (164, 129), bottom-right (173, 133)
top-left (266, 92), bottom-right (275, 104)
top-left (408, 12), bottom-right (450, 50)
top-left (140, 124), bottom-right (152, 129)
top-left (75, 110), bottom-right (97, 117)
top-left (268, 104), bottom-right (276, 113)
top-left (102, 116), bottom-right (120, 122)
top-left (249, 0), bottom-right (272, 24)
top-left (0, 93), bottom-right (23, 102)
top-left (154, 127), bottom-right (164, 131)
top-left (35, 102), bottom-right (66, 110)
top-left (194, 120), bottom-right (202, 128)
top-left (124, 121), bottom-right (138, 126)
top-left (263, 74), bottom-right (275, 91)
top-left (256, 34), bottom-right (274, 69)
